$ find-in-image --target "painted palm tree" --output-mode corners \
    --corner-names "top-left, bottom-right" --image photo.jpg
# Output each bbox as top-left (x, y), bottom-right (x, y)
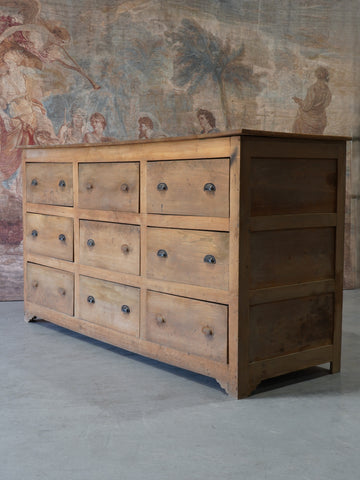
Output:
top-left (166, 18), bottom-right (263, 129)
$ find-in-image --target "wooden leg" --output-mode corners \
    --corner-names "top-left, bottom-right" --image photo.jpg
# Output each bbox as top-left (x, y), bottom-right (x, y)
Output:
top-left (217, 376), bottom-right (259, 399)
top-left (330, 359), bottom-right (341, 374)
top-left (24, 312), bottom-right (37, 323)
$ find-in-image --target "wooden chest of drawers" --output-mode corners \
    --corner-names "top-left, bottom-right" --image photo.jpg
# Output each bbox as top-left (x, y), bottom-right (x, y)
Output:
top-left (22, 129), bottom-right (348, 398)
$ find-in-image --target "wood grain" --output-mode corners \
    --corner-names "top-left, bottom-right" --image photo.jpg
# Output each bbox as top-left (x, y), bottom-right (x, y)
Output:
top-left (26, 263), bottom-right (74, 315)
top-left (78, 162), bottom-right (139, 212)
top-left (251, 157), bottom-right (337, 216)
top-left (78, 275), bottom-right (140, 337)
top-left (25, 213), bottom-right (74, 261)
top-left (22, 131), bottom-right (347, 398)
top-left (79, 220), bottom-right (140, 274)
top-left (146, 227), bottom-right (229, 290)
top-left (26, 163), bottom-right (73, 206)
top-left (145, 291), bottom-right (228, 363)
top-left (250, 227), bottom-right (335, 289)
top-left (147, 158), bottom-right (230, 217)
top-left (249, 294), bottom-right (334, 362)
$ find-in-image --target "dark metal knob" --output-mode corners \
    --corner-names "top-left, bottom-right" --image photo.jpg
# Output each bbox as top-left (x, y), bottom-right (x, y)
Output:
top-left (58, 234), bottom-right (66, 242)
top-left (121, 183), bottom-right (129, 192)
top-left (58, 288), bottom-right (66, 296)
top-left (121, 305), bottom-right (130, 314)
top-left (59, 179), bottom-right (66, 188)
top-left (86, 183), bottom-right (93, 190)
top-left (157, 182), bottom-right (168, 191)
top-left (32, 280), bottom-right (38, 288)
top-left (31, 230), bottom-right (38, 237)
top-left (204, 183), bottom-right (216, 192)
top-left (156, 314), bottom-right (166, 325)
top-left (87, 239), bottom-right (95, 247)
top-left (202, 326), bottom-right (214, 337)
top-left (157, 249), bottom-right (168, 258)
top-left (31, 178), bottom-right (38, 186)
top-left (121, 244), bottom-right (129, 254)
top-left (204, 254), bottom-right (216, 264)
top-left (87, 296), bottom-right (95, 304)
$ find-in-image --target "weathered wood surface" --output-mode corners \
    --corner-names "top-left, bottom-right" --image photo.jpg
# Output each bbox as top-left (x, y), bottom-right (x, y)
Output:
top-left (26, 163), bottom-right (73, 207)
top-left (26, 263), bottom-right (74, 316)
top-left (78, 275), bottom-right (140, 337)
top-left (145, 291), bottom-right (228, 363)
top-left (146, 227), bottom-right (229, 290)
top-left (78, 163), bottom-right (139, 212)
top-left (22, 131), bottom-right (346, 397)
top-left (79, 220), bottom-right (140, 274)
top-left (147, 158), bottom-right (230, 217)
top-left (25, 213), bottom-right (74, 262)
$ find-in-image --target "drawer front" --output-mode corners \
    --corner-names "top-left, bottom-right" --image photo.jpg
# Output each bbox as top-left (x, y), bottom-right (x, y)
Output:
top-left (147, 158), bottom-right (229, 217)
top-left (147, 227), bottom-right (229, 290)
top-left (26, 263), bottom-right (74, 315)
top-left (78, 163), bottom-right (139, 212)
top-left (25, 213), bottom-right (74, 261)
top-left (26, 163), bottom-right (73, 206)
top-left (78, 276), bottom-right (139, 336)
top-left (80, 220), bottom-right (140, 274)
top-left (146, 291), bottom-right (228, 363)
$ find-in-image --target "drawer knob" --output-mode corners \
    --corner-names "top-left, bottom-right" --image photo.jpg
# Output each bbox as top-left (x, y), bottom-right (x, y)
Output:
top-left (202, 326), bottom-right (214, 337)
top-left (86, 183), bottom-right (94, 190)
top-left (157, 182), bottom-right (168, 191)
top-left (31, 280), bottom-right (38, 288)
top-left (59, 179), bottom-right (66, 188)
top-left (157, 249), bottom-right (168, 258)
top-left (87, 296), bottom-right (95, 304)
top-left (31, 229), bottom-right (38, 237)
top-left (121, 305), bottom-right (130, 314)
top-left (31, 178), bottom-right (38, 186)
top-left (156, 314), bottom-right (166, 325)
top-left (204, 254), bottom-right (216, 264)
top-left (58, 287), bottom-right (66, 296)
top-left (121, 183), bottom-right (129, 192)
top-left (87, 239), bottom-right (95, 247)
top-left (121, 244), bottom-right (129, 254)
top-left (58, 234), bottom-right (66, 242)
top-left (204, 183), bottom-right (216, 192)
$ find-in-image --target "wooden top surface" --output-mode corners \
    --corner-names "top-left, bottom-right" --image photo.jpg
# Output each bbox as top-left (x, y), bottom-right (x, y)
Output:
top-left (21, 128), bottom-right (352, 150)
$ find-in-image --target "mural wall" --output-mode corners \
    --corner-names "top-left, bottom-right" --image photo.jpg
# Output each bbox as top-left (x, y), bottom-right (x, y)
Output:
top-left (1, 0), bottom-right (359, 299)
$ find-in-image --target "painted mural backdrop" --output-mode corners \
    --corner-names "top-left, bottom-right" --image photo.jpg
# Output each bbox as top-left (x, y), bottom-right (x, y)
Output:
top-left (0, 0), bottom-right (359, 299)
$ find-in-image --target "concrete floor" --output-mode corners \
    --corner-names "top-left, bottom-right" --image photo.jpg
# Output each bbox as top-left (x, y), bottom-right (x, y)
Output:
top-left (0, 291), bottom-right (359, 480)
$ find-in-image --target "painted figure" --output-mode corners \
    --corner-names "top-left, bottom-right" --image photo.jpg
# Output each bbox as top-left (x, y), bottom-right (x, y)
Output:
top-left (197, 109), bottom-right (220, 134)
top-left (292, 66), bottom-right (332, 135)
top-left (0, 95), bottom-right (23, 182)
top-left (0, 49), bottom-right (57, 148)
top-left (0, 0), bottom-right (100, 89)
top-left (0, 49), bottom-right (55, 192)
top-left (83, 112), bottom-right (118, 143)
top-left (138, 116), bottom-right (154, 139)
top-left (138, 115), bottom-right (167, 139)
top-left (58, 105), bottom-right (88, 144)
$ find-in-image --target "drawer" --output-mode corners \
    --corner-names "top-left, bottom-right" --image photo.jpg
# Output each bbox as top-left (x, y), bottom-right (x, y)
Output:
top-left (25, 213), bottom-right (74, 261)
top-left (26, 263), bottom-right (74, 315)
top-left (147, 158), bottom-right (229, 217)
top-left (78, 163), bottom-right (139, 212)
top-left (147, 227), bottom-right (229, 290)
top-left (26, 163), bottom-right (73, 206)
top-left (146, 291), bottom-right (228, 363)
top-left (78, 276), bottom-right (139, 336)
top-left (80, 220), bottom-right (140, 274)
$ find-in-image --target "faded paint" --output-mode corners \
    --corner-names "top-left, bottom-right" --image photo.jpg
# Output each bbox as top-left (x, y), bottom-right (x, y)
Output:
top-left (0, 0), bottom-right (359, 298)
